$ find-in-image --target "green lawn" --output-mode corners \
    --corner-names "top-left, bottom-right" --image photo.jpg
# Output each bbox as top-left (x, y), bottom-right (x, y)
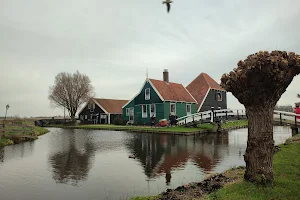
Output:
top-left (202, 136), bottom-right (300, 200)
top-left (48, 120), bottom-right (249, 133)
top-left (59, 124), bottom-right (206, 133)
top-left (221, 120), bottom-right (248, 129)
top-left (0, 122), bottom-right (49, 147)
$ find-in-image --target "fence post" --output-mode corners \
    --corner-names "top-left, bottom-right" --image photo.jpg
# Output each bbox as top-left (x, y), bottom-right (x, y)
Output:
top-left (237, 110), bottom-right (240, 120)
top-left (225, 111), bottom-right (228, 120)
top-left (185, 118), bottom-right (186, 125)
top-left (193, 116), bottom-right (194, 123)
top-left (280, 113), bottom-right (282, 125)
top-left (295, 116), bottom-right (297, 128)
top-left (0, 124), bottom-right (4, 139)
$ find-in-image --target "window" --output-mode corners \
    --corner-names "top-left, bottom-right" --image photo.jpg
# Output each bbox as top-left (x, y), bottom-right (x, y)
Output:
top-left (150, 104), bottom-right (156, 117)
top-left (80, 115), bottom-right (84, 120)
top-left (85, 115), bottom-right (87, 120)
top-left (170, 103), bottom-right (176, 115)
top-left (186, 104), bottom-right (191, 115)
top-left (216, 92), bottom-right (222, 101)
top-left (126, 108), bottom-right (129, 116)
top-left (145, 88), bottom-right (150, 100)
top-left (142, 104), bottom-right (147, 118)
top-left (90, 103), bottom-right (95, 112)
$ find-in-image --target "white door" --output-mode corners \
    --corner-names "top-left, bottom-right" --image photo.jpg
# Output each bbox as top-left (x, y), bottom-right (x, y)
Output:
top-left (129, 108), bottom-right (134, 121)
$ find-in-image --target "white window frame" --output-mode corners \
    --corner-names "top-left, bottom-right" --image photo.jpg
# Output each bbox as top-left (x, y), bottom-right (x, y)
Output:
top-left (126, 108), bottom-right (129, 116)
top-left (186, 104), bottom-right (191, 115)
top-left (170, 103), bottom-right (176, 115)
top-left (142, 104), bottom-right (148, 118)
top-left (145, 88), bottom-right (150, 100)
top-left (216, 92), bottom-right (222, 101)
top-left (150, 104), bottom-right (156, 117)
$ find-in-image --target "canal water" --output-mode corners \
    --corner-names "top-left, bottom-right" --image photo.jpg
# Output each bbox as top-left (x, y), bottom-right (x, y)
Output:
top-left (0, 126), bottom-right (291, 200)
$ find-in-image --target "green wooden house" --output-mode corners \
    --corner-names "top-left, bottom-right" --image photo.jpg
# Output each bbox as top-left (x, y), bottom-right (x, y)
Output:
top-left (122, 70), bottom-right (197, 125)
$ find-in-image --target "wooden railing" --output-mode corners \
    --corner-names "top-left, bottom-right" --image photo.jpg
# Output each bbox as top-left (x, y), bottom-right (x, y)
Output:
top-left (177, 109), bottom-right (300, 127)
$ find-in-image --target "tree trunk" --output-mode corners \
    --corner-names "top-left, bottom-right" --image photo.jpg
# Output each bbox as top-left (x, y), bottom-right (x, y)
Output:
top-left (71, 115), bottom-right (76, 122)
top-left (244, 106), bottom-right (275, 184)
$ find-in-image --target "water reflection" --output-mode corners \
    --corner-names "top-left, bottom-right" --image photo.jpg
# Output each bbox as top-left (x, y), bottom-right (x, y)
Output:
top-left (0, 141), bottom-right (35, 163)
top-left (0, 147), bottom-right (4, 163)
top-left (48, 129), bottom-right (96, 186)
top-left (125, 132), bottom-right (230, 185)
top-left (0, 126), bottom-right (292, 200)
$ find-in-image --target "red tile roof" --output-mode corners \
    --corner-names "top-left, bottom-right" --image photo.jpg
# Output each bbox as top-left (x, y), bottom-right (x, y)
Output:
top-left (186, 73), bottom-right (225, 110)
top-left (94, 98), bottom-right (128, 114)
top-left (149, 79), bottom-right (197, 103)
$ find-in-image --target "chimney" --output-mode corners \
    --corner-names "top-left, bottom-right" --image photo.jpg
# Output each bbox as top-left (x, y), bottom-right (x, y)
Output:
top-left (163, 69), bottom-right (169, 83)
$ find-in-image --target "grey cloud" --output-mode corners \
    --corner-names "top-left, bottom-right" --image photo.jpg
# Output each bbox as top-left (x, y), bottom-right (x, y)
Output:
top-left (1, 0), bottom-right (300, 116)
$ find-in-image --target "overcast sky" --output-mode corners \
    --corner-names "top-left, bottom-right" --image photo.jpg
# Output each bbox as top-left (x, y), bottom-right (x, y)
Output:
top-left (1, 0), bottom-right (300, 117)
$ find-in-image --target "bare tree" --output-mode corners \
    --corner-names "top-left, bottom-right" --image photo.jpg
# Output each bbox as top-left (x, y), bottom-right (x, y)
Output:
top-left (221, 51), bottom-right (300, 184)
top-left (49, 71), bottom-right (94, 121)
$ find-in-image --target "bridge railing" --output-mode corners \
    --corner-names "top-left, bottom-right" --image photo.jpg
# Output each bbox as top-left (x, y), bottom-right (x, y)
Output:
top-left (177, 109), bottom-right (246, 125)
top-left (177, 109), bottom-right (300, 126)
top-left (274, 110), bottom-right (300, 125)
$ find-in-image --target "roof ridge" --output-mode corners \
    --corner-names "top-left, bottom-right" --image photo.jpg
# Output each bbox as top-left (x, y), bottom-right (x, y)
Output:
top-left (202, 73), bottom-right (211, 89)
top-left (202, 74), bottom-right (210, 88)
top-left (93, 98), bottom-right (128, 101)
top-left (149, 78), bottom-right (182, 85)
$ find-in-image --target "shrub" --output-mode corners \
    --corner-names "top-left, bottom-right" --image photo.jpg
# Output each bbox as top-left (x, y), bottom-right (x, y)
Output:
top-left (113, 117), bottom-right (126, 125)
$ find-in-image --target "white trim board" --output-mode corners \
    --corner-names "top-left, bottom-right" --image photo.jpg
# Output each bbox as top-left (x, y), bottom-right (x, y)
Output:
top-left (148, 79), bottom-right (165, 101)
top-left (122, 78), bottom-right (164, 108)
top-left (92, 99), bottom-right (109, 114)
top-left (197, 88), bottom-right (210, 112)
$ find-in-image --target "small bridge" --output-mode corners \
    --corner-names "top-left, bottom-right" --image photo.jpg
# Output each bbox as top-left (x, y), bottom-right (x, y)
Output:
top-left (177, 109), bottom-right (300, 127)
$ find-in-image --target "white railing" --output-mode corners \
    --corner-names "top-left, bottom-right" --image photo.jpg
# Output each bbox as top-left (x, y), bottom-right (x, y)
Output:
top-left (177, 109), bottom-right (300, 126)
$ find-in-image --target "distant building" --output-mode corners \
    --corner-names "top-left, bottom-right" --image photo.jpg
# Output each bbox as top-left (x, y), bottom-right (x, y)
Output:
top-left (275, 105), bottom-right (294, 112)
top-left (78, 98), bottom-right (128, 124)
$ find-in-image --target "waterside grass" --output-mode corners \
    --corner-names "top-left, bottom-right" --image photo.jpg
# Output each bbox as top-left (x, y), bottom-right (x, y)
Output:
top-left (0, 121), bottom-right (49, 147)
top-left (47, 120), bottom-right (248, 134)
top-left (201, 135), bottom-right (300, 200)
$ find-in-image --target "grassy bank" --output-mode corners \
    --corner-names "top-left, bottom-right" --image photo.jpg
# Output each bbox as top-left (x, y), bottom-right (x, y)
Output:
top-left (201, 135), bottom-right (300, 200)
top-left (221, 120), bottom-right (248, 130)
top-left (130, 134), bottom-right (300, 200)
top-left (0, 122), bottom-right (49, 147)
top-left (47, 120), bottom-right (248, 134)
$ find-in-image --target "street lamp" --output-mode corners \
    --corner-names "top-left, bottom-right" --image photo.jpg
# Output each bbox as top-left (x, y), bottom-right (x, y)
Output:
top-left (4, 104), bottom-right (10, 123)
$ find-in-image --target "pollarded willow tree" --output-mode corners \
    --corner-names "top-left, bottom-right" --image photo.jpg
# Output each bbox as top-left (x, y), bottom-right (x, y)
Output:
top-left (49, 71), bottom-right (94, 121)
top-left (221, 51), bottom-right (300, 184)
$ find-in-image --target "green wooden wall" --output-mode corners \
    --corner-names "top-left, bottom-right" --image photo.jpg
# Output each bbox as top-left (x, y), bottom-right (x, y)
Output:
top-left (122, 80), bottom-right (197, 125)
top-left (135, 81), bottom-right (163, 105)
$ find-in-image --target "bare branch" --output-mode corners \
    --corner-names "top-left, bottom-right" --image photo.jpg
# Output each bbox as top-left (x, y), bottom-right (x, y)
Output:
top-left (48, 71), bottom-right (94, 120)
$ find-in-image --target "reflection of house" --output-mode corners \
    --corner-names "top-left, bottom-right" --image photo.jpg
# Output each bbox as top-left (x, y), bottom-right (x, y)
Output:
top-left (187, 73), bottom-right (227, 112)
top-left (78, 98), bottom-right (128, 124)
top-left (125, 132), bottom-right (229, 185)
top-left (122, 70), bottom-right (197, 125)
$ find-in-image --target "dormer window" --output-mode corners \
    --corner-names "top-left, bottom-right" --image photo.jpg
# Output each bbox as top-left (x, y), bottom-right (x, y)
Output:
top-left (145, 88), bottom-right (150, 100)
top-left (216, 92), bottom-right (222, 101)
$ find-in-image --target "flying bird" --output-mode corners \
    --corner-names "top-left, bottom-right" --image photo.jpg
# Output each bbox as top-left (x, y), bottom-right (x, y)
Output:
top-left (162, 0), bottom-right (173, 13)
